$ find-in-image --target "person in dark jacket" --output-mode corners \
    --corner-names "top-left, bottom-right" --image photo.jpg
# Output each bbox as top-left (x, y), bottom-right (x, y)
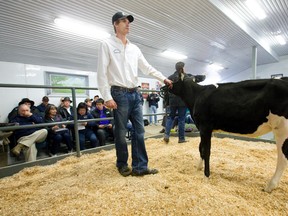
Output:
top-left (36, 96), bottom-right (50, 117)
top-left (10, 104), bottom-right (47, 161)
top-left (147, 89), bottom-right (160, 125)
top-left (91, 95), bottom-right (100, 108)
top-left (58, 97), bottom-right (74, 120)
top-left (44, 104), bottom-right (73, 156)
top-left (164, 62), bottom-right (188, 144)
top-left (91, 98), bottom-right (114, 146)
top-left (74, 102), bottom-right (99, 150)
top-left (8, 98), bottom-right (41, 122)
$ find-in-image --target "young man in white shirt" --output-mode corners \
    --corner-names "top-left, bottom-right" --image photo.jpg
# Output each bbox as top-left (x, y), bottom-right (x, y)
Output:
top-left (97, 12), bottom-right (172, 176)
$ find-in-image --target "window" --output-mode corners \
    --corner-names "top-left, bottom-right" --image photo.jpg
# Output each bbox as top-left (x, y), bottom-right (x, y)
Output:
top-left (45, 72), bottom-right (89, 96)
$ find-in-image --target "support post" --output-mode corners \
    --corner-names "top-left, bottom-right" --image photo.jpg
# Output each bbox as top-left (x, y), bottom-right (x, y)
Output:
top-left (252, 46), bottom-right (257, 79)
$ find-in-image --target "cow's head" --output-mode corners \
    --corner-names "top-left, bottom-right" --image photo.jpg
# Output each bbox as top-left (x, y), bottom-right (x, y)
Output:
top-left (169, 72), bottom-right (205, 95)
top-left (160, 71), bottom-right (205, 99)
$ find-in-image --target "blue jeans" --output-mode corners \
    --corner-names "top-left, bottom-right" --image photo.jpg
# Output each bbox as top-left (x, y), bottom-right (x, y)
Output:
top-left (149, 105), bottom-right (157, 124)
top-left (49, 131), bottom-right (73, 154)
top-left (78, 128), bottom-right (99, 150)
top-left (164, 106), bottom-right (187, 141)
top-left (111, 88), bottom-right (148, 172)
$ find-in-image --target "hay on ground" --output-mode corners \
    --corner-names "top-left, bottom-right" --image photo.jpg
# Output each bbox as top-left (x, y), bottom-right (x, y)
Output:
top-left (0, 137), bottom-right (287, 215)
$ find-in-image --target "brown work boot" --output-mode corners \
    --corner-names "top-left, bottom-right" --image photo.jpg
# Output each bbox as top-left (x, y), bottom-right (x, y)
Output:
top-left (11, 143), bottom-right (26, 156)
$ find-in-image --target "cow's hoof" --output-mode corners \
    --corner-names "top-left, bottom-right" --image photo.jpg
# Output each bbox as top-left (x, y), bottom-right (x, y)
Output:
top-left (196, 159), bottom-right (203, 170)
top-left (264, 182), bottom-right (277, 193)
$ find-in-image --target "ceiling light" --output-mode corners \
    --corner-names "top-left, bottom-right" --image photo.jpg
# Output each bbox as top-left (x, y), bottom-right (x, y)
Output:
top-left (161, 50), bottom-right (188, 60)
top-left (207, 63), bottom-right (224, 71)
top-left (54, 17), bottom-right (111, 40)
top-left (210, 41), bottom-right (226, 50)
top-left (275, 35), bottom-right (286, 45)
top-left (245, 0), bottom-right (267, 20)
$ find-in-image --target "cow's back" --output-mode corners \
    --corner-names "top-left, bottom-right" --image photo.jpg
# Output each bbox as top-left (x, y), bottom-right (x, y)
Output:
top-left (193, 79), bottom-right (288, 135)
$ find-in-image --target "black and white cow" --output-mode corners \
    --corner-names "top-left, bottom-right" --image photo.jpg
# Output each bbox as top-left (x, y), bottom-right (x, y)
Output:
top-left (163, 73), bottom-right (288, 192)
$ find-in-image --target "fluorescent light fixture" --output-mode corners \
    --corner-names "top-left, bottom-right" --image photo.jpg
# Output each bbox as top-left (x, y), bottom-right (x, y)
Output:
top-left (207, 63), bottom-right (224, 71)
top-left (162, 50), bottom-right (188, 60)
top-left (54, 17), bottom-right (111, 40)
top-left (275, 35), bottom-right (286, 45)
top-left (245, 0), bottom-right (267, 20)
top-left (210, 41), bottom-right (225, 50)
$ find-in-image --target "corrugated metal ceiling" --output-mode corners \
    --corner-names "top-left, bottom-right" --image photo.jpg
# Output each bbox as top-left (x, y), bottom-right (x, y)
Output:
top-left (0, 0), bottom-right (287, 82)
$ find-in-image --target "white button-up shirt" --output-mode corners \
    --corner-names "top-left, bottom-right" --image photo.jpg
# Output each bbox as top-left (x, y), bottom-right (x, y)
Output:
top-left (97, 36), bottom-right (166, 101)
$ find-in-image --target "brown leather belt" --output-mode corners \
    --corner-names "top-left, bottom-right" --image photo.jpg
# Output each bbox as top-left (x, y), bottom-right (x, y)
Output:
top-left (111, 86), bottom-right (138, 92)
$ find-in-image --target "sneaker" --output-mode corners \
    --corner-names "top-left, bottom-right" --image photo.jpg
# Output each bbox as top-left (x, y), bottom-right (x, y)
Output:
top-left (178, 140), bottom-right (187, 143)
top-left (131, 168), bottom-right (159, 176)
top-left (117, 166), bottom-right (131, 177)
top-left (163, 137), bottom-right (169, 143)
top-left (159, 128), bottom-right (165, 133)
top-left (11, 143), bottom-right (26, 156)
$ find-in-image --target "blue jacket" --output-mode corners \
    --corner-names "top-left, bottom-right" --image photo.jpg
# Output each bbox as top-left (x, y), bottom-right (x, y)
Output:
top-left (91, 107), bottom-right (113, 128)
top-left (11, 114), bottom-right (44, 140)
top-left (68, 113), bottom-right (96, 130)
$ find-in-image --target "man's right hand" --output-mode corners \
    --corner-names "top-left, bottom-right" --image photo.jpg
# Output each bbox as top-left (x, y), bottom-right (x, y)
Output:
top-left (105, 99), bottom-right (117, 109)
top-left (164, 79), bottom-right (173, 89)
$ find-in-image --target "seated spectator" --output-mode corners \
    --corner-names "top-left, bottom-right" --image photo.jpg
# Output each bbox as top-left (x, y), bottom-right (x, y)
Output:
top-left (84, 97), bottom-right (95, 113)
top-left (10, 104), bottom-right (47, 162)
top-left (37, 96), bottom-right (50, 117)
top-left (91, 95), bottom-right (99, 108)
top-left (8, 98), bottom-right (40, 122)
top-left (58, 97), bottom-right (73, 120)
top-left (91, 98), bottom-right (114, 146)
top-left (74, 102), bottom-right (99, 150)
top-left (44, 104), bottom-right (73, 156)
top-left (57, 97), bottom-right (64, 111)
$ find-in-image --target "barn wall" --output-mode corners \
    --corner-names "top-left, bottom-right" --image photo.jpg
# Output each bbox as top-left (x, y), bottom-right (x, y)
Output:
top-left (0, 61), bottom-right (164, 122)
top-left (225, 55), bottom-right (288, 82)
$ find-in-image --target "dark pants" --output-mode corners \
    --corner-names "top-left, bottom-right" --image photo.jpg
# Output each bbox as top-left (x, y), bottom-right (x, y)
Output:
top-left (78, 129), bottom-right (99, 150)
top-left (49, 131), bottom-right (73, 154)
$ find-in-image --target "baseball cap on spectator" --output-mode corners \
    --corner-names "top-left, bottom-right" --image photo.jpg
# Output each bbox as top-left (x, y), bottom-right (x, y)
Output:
top-left (62, 97), bottom-right (72, 103)
top-left (112, 12), bottom-right (134, 24)
top-left (18, 98), bottom-right (35, 107)
top-left (42, 96), bottom-right (49, 102)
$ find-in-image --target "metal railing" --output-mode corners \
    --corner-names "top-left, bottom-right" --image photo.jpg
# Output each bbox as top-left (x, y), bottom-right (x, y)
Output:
top-left (0, 83), bottom-right (166, 177)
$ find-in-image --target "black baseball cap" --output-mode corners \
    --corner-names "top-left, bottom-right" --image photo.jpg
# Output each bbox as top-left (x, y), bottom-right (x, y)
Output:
top-left (62, 97), bottom-right (72, 103)
top-left (112, 12), bottom-right (134, 24)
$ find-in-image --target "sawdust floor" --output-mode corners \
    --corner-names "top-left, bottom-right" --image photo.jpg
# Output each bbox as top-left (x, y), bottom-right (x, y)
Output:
top-left (0, 136), bottom-right (287, 215)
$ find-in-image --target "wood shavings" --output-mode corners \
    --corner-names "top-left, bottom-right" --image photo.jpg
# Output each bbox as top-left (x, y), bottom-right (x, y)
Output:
top-left (0, 137), bottom-right (287, 215)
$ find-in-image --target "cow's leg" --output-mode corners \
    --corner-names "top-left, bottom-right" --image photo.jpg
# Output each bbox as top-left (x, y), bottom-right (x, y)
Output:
top-left (265, 119), bottom-right (288, 192)
top-left (197, 141), bottom-right (204, 170)
top-left (265, 138), bottom-right (288, 192)
top-left (199, 131), bottom-right (212, 177)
